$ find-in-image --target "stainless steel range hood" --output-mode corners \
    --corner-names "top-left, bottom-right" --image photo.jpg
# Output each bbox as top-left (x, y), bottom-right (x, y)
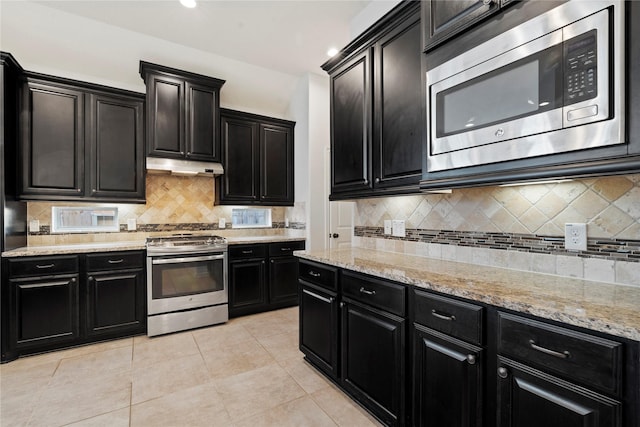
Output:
top-left (146, 157), bottom-right (224, 177)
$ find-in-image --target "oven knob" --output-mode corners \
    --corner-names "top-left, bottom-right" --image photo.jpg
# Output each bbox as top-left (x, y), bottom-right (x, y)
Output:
top-left (495, 128), bottom-right (505, 137)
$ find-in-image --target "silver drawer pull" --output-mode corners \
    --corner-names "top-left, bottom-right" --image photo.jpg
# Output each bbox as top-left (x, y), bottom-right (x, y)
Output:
top-left (308, 271), bottom-right (321, 277)
top-left (36, 263), bottom-right (55, 269)
top-left (431, 309), bottom-right (456, 321)
top-left (241, 250), bottom-right (253, 254)
top-left (280, 247), bottom-right (292, 251)
top-left (359, 287), bottom-right (376, 296)
top-left (303, 289), bottom-right (333, 304)
top-left (107, 259), bottom-right (124, 264)
top-left (529, 340), bottom-right (571, 359)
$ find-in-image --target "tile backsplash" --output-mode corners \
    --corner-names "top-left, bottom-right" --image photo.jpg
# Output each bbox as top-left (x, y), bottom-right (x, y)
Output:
top-left (27, 174), bottom-right (306, 245)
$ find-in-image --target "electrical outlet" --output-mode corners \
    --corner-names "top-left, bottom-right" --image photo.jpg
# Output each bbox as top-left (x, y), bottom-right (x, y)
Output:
top-left (218, 218), bottom-right (226, 229)
top-left (127, 218), bottom-right (137, 231)
top-left (384, 220), bottom-right (392, 235)
top-left (392, 220), bottom-right (405, 238)
top-left (29, 220), bottom-right (40, 233)
top-left (565, 223), bottom-right (587, 251)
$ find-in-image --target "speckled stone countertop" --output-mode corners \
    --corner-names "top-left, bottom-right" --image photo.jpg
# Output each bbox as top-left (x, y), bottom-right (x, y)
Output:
top-left (295, 247), bottom-right (640, 342)
top-left (1, 235), bottom-right (305, 258)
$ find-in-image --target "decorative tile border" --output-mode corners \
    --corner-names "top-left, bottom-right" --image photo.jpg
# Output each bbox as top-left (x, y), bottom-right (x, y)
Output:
top-left (29, 222), bottom-right (306, 236)
top-left (355, 226), bottom-right (640, 263)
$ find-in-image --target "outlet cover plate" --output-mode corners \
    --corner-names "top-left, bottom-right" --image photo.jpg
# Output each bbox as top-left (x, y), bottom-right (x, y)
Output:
top-left (384, 220), bottom-right (392, 235)
top-left (565, 223), bottom-right (587, 251)
top-left (392, 220), bottom-right (405, 237)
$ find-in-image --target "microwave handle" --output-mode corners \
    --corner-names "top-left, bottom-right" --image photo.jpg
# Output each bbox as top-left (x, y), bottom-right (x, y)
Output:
top-left (151, 254), bottom-right (225, 265)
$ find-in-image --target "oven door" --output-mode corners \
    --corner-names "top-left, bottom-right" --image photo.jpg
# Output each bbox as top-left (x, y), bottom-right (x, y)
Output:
top-left (147, 253), bottom-right (228, 315)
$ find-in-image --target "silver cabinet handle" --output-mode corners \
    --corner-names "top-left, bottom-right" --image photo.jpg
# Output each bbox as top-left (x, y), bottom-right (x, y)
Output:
top-left (498, 367), bottom-right (508, 379)
top-left (431, 309), bottom-right (456, 321)
top-left (359, 287), bottom-right (376, 296)
top-left (467, 354), bottom-right (476, 365)
top-left (302, 289), bottom-right (333, 304)
top-left (529, 340), bottom-right (571, 359)
top-left (242, 250), bottom-right (253, 254)
top-left (280, 247), bottom-right (291, 251)
top-left (308, 271), bottom-right (321, 277)
top-left (107, 259), bottom-right (124, 264)
top-left (36, 264), bottom-right (55, 269)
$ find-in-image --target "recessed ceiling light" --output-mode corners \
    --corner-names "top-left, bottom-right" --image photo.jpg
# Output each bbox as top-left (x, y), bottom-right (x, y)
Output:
top-left (180, 0), bottom-right (197, 8)
top-left (327, 48), bottom-right (339, 57)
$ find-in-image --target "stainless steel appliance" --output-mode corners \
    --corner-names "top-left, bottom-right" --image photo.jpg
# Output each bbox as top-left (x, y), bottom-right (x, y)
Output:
top-left (146, 234), bottom-right (228, 336)
top-left (426, 0), bottom-right (625, 172)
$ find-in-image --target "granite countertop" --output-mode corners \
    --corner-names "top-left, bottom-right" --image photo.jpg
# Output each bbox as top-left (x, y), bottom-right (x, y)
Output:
top-left (295, 247), bottom-right (640, 342)
top-left (1, 235), bottom-right (306, 257)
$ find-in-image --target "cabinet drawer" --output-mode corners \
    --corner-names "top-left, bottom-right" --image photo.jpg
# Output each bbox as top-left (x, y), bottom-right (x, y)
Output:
top-left (413, 289), bottom-right (484, 345)
top-left (8, 255), bottom-right (79, 277)
top-left (298, 260), bottom-right (338, 292)
top-left (342, 271), bottom-right (405, 317)
top-left (269, 240), bottom-right (305, 257)
top-left (498, 312), bottom-right (622, 394)
top-left (86, 251), bottom-right (145, 271)
top-left (229, 244), bottom-right (267, 260)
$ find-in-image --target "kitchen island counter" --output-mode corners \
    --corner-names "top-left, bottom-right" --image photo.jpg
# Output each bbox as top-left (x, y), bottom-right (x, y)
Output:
top-left (295, 247), bottom-right (640, 341)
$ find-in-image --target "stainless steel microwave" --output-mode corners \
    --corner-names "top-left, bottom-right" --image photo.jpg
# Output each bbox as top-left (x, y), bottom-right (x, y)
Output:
top-left (426, 0), bottom-right (625, 172)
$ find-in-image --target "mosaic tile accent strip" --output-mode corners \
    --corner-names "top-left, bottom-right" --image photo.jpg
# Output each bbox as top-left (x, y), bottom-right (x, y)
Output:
top-left (355, 226), bottom-right (640, 263)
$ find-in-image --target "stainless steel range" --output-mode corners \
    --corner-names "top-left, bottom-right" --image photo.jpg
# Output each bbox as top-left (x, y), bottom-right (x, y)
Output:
top-left (146, 234), bottom-right (228, 337)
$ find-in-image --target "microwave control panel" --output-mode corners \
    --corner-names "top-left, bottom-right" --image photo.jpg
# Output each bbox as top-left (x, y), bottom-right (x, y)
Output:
top-left (564, 29), bottom-right (598, 105)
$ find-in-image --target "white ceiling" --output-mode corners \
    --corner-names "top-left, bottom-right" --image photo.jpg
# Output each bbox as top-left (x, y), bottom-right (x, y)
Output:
top-left (34, 0), bottom-right (372, 77)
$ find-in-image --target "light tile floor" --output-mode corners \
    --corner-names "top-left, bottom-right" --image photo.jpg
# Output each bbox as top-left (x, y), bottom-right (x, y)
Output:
top-left (0, 307), bottom-right (382, 427)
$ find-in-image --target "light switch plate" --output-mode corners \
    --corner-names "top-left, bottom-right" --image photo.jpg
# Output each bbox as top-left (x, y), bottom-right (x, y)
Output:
top-left (29, 220), bottom-right (40, 233)
top-left (127, 219), bottom-right (137, 231)
top-left (384, 220), bottom-right (392, 235)
top-left (219, 218), bottom-right (226, 229)
top-left (565, 223), bottom-right (587, 251)
top-left (392, 220), bottom-right (405, 238)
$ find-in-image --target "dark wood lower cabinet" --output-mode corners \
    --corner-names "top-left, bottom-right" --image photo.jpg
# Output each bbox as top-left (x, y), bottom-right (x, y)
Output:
top-left (299, 283), bottom-right (339, 379)
top-left (10, 274), bottom-right (80, 350)
top-left (269, 256), bottom-right (299, 305)
top-left (229, 258), bottom-right (267, 317)
top-left (413, 325), bottom-right (483, 427)
top-left (496, 357), bottom-right (622, 427)
top-left (341, 299), bottom-right (406, 426)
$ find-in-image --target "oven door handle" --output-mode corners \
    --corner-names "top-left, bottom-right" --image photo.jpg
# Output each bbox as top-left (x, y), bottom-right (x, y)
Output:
top-left (151, 254), bottom-right (226, 265)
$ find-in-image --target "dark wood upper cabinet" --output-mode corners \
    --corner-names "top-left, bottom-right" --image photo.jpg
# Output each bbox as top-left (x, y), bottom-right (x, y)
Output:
top-left (87, 93), bottom-right (144, 200)
top-left (19, 73), bottom-right (145, 202)
top-left (323, 1), bottom-right (422, 200)
top-left (21, 80), bottom-right (85, 198)
top-left (422, 0), bottom-right (501, 52)
top-left (217, 109), bottom-right (295, 206)
top-left (139, 61), bottom-right (224, 162)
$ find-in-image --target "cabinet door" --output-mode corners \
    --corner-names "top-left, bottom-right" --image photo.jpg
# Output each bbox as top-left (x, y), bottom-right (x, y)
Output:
top-left (220, 115), bottom-right (259, 203)
top-left (269, 256), bottom-right (299, 305)
top-left (260, 123), bottom-right (293, 204)
top-left (229, 259), bottom-right (266, 316)
top-left (147, 74), bottom-right (184, 158)
top-left (422, 0), bottom-right (500, 52)
top-left (373, 10), bottom-right (423, 189)
top-left (497, 358), bottom-right (621, 427)
top-left (21, 81), bottom-right (84, 197)
top-left (85, 269), bottom-right (146, 337)
top-left (413, 325), bottom-right (483, 427)
top-left (330, 48), bottom-right (373, 195)
top-left (185, 81), bottom-right (220, 161)
top-left (10, 275), bottom-right (80, 350)
top-left (87, 93), bottom-right (145, 200)
top-left (299, 283), bottom-right (339, 379)
top-left (341, 300), bottom-right (405, 426)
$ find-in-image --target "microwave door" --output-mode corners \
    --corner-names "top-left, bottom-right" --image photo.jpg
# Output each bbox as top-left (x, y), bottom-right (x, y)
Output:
top-left (430, 29), bottom-right (564, 157)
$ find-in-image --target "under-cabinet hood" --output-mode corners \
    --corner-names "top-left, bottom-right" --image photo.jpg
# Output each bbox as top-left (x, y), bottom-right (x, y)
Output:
top-left (146, 157), bottom-right (224, 177)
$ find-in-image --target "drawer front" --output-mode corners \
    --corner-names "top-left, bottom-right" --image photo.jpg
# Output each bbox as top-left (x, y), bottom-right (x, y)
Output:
top-left (498, 312), bottom-right (622, 394)
top-left (298, 260), bottom-right (338, 292)
top-left (269, 240), bottom-right (305, 257)
top-left (413, 289), bottom-right (484, 345)
top-left (229, 244), bottom-right (267, 260)
top-left (8, 255), bottom-right (79, 277)
top-left (342, 271), bottom-right (405, 317)
top-left (86, 251), bottom-right (145, 271)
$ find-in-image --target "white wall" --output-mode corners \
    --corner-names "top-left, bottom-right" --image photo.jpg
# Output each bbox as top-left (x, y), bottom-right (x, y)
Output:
top-left (349, 0), bottom-right (402, 39)
top-left (0, 1), bottom-right (298, 118)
